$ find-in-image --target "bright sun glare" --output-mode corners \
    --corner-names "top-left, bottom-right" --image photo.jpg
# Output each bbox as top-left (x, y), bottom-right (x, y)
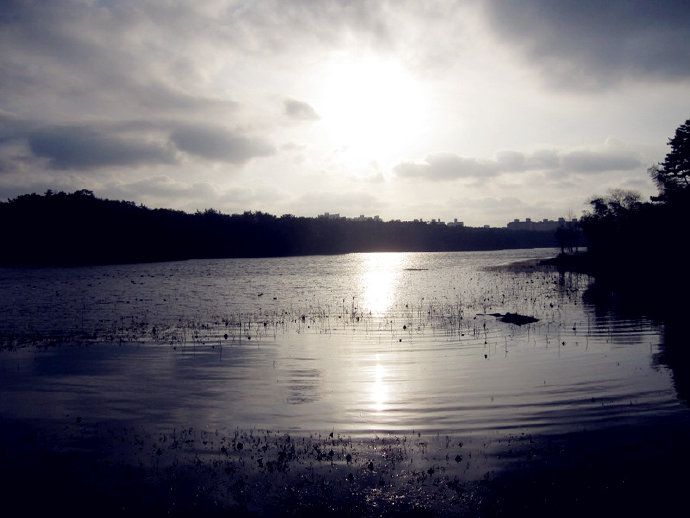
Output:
top-left (317, 58), bottom-right (426, 163)
top-left (360, 252), bottom-right (405, 315)
top-left (371, 359), bottom-right (389, 413)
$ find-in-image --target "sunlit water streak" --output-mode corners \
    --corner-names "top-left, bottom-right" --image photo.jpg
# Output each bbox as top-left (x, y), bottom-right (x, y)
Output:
top-left (0, 248), bottom-right (687, 440)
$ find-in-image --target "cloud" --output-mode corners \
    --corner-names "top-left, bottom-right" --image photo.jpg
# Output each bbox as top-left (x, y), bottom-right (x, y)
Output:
top-left (0, 115), bottom-right (180, 173)
top-left (560, 150), bottom-right (640, 173)
top-left (483, 0), bottom-right (690, 89)
top-left (394, 153), bottom-right (499, 181)
top-left (394, 144), bottom-right (642, 181)
top-left (0, 0), bottom-right (246, 122)
top-left (170, 124), bottom-right (275, 164)
top-left (284, 98), bottom-right (320, 121)
top-left (27, 126), bottom-right (175, 170)
top-left (0, 116), bottom-right (275, 171)
top-left (496, 149), bottom-right (561, 171)
top-left (0, 0), bottom-right (393, 119)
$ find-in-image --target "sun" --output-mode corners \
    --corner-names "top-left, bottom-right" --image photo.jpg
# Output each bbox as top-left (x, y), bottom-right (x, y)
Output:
top-left (316, 56), bottom-right (427, 164)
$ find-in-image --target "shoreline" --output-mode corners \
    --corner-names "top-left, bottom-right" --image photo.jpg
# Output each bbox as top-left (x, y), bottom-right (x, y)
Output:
top-left (538, 251), bottom-right (687, 319)
top-left (2, 412), bottom-right (689, 516)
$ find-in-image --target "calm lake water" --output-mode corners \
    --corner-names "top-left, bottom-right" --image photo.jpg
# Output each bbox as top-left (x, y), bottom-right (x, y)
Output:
top-left (1, 248), bottom-right (687, 440)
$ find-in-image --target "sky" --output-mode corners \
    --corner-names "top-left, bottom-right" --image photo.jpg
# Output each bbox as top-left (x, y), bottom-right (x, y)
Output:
top-left (1, 0), bottom-right (690, 226)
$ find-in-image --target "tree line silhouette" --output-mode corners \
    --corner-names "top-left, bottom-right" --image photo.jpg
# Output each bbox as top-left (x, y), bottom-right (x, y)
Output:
top-left (577, 118), bottom-right (690, 296)
top-left (0, 190), bottom-right (568, 266)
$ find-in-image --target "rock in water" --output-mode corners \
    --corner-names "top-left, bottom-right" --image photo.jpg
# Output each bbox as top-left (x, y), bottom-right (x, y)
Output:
top-left (500, 312), bottom-right (539, 325)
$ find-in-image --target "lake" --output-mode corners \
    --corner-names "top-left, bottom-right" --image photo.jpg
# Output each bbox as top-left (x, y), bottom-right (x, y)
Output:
top-left (1, 248), bottom-right (688, 515)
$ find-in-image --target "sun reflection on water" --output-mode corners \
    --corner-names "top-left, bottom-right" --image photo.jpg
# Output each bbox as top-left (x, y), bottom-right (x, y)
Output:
top-left (371, 358), bottom-right (389, 413)
top-left (358, 252), bottom-right (405, 315)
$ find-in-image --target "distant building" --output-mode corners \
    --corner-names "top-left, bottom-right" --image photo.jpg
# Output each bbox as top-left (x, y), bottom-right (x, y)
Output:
top-left (318, 212), bottom-right (342, 220)
top-left (350, 214), bottom-right (382, 222)
top-left (447, 218), bottom-right (464, 227)
top-left (507, 217), bottom-right (578, 231)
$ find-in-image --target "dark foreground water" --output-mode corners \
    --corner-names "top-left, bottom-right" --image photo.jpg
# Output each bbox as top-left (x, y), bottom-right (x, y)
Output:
top-left (1, 249), bottom-right (688, 516)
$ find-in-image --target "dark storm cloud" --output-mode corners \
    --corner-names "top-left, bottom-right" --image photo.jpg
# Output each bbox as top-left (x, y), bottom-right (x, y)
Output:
top-left (0, 112), bottom-right (31, 140)
top-left (0, 0), bottom-right (241, 120)
top-left (0, 114), bottom-right (178, 171)
top-left (394, 146), bottom-right (641, 181)
top-left (27, 126), bottom-right (175, 170)
top-left (284, 99), bottom-right (320, 121)
top-left (170, 125), bottom-right (275, 164)
top-left (0, 115), bottom-right (276, 171)
top-left (483, 0), bottom-right (690, 88)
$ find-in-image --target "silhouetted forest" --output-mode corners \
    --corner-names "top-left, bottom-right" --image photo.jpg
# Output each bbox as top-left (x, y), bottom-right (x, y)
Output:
top-left (572, 118), bottom-right (690, 297)
top-left (0, 190), bottom-right (567, 266)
